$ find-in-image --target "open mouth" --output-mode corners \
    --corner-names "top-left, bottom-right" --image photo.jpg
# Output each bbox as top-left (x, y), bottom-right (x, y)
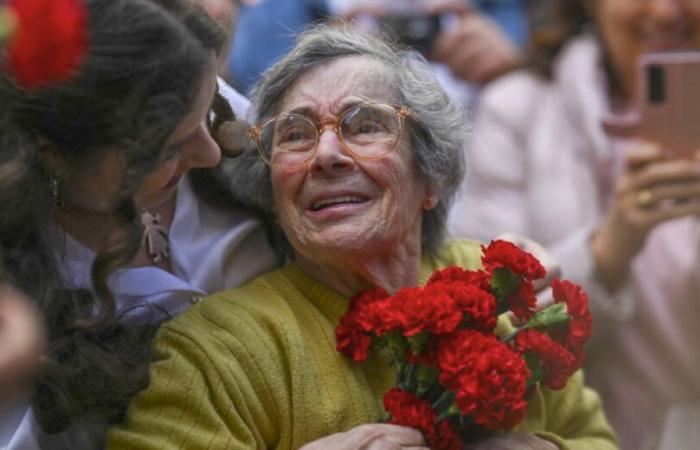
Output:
top-left (310, 195), bottom-right (370, 212)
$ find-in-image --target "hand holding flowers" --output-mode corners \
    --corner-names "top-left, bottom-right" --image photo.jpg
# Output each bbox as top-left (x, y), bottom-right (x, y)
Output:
top-left (336, 240), bottom-right (593, 450)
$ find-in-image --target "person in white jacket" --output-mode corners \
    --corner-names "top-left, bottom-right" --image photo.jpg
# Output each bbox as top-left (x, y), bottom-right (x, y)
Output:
top-left (448, 1), bottom-right (700, 449)
top-left (0, 0), bottom-right (277, 448)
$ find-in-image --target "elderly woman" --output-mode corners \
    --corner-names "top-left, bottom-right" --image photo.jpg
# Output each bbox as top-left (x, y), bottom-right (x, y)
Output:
top-left (108, 26), bottom-right (616, 450)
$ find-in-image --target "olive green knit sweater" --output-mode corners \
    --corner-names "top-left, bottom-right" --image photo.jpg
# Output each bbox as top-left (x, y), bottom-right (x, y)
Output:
top-left (108, 240), bottom-right (617, 450)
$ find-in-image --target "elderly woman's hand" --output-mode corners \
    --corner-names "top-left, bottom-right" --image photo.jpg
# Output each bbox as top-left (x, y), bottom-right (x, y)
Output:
top-left (467, 432), bottom-right (559, 450)
top-left (298, 424), bottom-right (429, 450)
top-left (0, 284), bottom-right (45, 403)
top-left (592, 143), bottom-right (700, 290)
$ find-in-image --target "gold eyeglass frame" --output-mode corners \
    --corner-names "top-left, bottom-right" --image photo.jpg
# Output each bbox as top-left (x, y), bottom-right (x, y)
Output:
top-left (248, 103), bottom-right (412, 170)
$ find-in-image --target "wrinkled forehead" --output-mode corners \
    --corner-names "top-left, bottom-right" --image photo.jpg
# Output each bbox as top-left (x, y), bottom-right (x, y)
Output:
top-left (278, 55), bottom-right (399, 117)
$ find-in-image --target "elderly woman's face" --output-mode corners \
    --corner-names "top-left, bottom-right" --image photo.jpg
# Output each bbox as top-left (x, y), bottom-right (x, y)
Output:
top-left (270, 56), bottom-right (431, 260)
top-left (595, 0), bottom-right (700, 98)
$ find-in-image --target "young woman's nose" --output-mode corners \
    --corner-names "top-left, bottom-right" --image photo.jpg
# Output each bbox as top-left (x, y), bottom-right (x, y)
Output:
top-left (181, 123), bottom-right (222, 170)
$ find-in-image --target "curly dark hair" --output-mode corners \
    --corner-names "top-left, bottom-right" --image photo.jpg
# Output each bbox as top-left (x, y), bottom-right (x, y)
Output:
top-left (0, 0), bottom-right (237, 437)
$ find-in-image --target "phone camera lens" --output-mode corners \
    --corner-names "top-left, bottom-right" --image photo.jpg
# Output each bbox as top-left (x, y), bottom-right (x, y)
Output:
top-left (648, 65), bottom-right (666, 104)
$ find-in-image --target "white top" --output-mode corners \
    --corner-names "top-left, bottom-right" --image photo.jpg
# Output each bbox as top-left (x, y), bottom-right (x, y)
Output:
top-left (1, 80), bottom-right (279, 450)
top-left (448, 35), bottom-right (700, 450)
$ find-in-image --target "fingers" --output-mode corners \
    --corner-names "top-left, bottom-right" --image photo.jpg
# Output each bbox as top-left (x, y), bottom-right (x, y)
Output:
top-left (431, 13), bottom-right (518, 84)
top-left (353, 424), bottom-right (426, 449)
top-left (619, 155), bottom-right (700, 194)
top-left (300, 424), bottom-right (427, 450)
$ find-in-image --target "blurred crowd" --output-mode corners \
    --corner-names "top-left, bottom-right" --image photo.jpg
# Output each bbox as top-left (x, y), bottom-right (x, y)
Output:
top-left (1, 0), bottom-right (699, 449)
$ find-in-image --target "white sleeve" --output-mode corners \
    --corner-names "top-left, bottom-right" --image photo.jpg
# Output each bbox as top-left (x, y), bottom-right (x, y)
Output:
top-left (448, 84), bottom-right (531, 242)
top-left (4, 406), bottom-right (41, 450)
top-left (217, 77), bottom-right (250, 121)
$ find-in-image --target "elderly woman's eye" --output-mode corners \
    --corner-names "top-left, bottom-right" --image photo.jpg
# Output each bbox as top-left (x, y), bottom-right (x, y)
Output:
top-left (276, 127), bottom-right (314, 151)
top-left (354, 121), bottom-right (383, 134)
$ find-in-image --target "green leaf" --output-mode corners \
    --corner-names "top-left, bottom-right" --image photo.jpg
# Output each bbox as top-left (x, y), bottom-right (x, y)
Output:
top-left (406, 331), bottom-right (430, 355)
top-left (524, 353), bottom-right (545, 386)
top-left (523, 303), bottom-right (571, 331)
top-left (490, 268), bottom-right (521, 299)
top-left (386, 331), bottom-right (408, 361)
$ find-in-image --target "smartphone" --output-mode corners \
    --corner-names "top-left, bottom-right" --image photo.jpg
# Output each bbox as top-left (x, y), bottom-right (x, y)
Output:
top-left (639, 51), bottom-right (700, 158)
top-left (377, 13), bottom-right (441, 55)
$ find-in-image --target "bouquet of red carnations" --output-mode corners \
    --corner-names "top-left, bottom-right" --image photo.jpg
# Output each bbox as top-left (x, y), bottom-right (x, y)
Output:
top-left (335, 240), bottom-right (592, 450)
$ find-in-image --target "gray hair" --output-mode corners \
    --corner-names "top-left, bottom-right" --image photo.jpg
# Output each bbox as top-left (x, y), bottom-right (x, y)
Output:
top-left (229, 24), bottom-right (466, 257)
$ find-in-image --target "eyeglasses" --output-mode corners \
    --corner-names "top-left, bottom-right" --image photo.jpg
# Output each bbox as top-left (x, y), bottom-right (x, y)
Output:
top-left (248, 103), bottom-right (412, 170)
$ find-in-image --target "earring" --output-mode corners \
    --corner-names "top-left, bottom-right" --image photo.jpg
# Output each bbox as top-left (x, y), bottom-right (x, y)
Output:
top-left (48, 176), bottom-right (65, 207)
top-left (423, 196), bottom-right (437, 210)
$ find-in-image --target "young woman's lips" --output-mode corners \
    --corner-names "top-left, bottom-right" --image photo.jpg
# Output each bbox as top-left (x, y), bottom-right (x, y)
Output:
top-left (162, 174), bottom-right (182, 190)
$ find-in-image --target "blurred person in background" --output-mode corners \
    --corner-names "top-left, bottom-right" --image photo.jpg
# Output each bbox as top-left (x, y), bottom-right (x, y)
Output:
top-left (225, 0), bottom-right (527, 99)
top-left (448, 0), bottom-right (700, 448)
top-left (0, 0), bottom-right (277, 448)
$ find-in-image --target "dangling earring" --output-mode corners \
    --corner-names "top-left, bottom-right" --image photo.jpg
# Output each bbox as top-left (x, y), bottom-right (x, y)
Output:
top-left (141, 208), bottom-right (169, 263)
top-left (48, 176), bottom-right (65, 207)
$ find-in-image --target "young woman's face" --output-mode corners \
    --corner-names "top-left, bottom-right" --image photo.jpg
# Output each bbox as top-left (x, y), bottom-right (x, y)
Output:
top-left (595, 0), bottom-right (700, 99)
top-left (59, 58), bottom-right (221, 212)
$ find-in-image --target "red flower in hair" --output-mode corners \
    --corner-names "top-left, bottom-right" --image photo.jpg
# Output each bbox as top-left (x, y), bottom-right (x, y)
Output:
top-left (481, 240), bottom-right (546, 280)
top-left (516, 329), bottom-right (576, 390)
top-left (6, 0), bottom-right (88, 88)
top-left (435, 330), bottom-right (530, 430)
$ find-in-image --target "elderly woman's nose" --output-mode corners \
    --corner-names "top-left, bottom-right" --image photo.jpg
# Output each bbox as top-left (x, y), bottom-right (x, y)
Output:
top-left (309, 128), bottom-right (354, 173)
top-left (183, 124), bottom-right (222, 169)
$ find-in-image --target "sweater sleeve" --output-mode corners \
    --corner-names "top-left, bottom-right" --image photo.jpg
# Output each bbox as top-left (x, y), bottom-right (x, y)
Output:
top-left (106, 313), bottom-right (276, 450)
top-left (529, 371), bottom-right (619, 450)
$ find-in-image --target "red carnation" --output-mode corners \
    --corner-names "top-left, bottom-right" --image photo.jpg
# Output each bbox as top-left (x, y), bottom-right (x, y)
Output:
top-left (435, 330), bottom-right (530, 430)
top-left (550, 279), bottom-right (592, 368)
top-left (359, 287), bottom-right (463, 337)
top-left (433, 420), bottom-right (463, 450)
top-left (6, 0), bottom-right (88, 88)
top-left (335, 288), bottom-right (388, 361)
top-left (505, 280), bottom-right (537, 321)
top-left (426, 281), bottom-right (497, 332)
top-left (383, 388), bottom-right (438, 443)
top-left (516, 329), bottom-right (576, 390)
top-left (428, 266), bottom-right (491, 290)
top-left (481, 240), bottom-right (546, 281)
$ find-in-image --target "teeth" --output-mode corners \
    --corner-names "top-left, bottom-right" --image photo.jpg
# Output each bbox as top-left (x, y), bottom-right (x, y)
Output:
top-left (312, 195), bottom-right (367, 211)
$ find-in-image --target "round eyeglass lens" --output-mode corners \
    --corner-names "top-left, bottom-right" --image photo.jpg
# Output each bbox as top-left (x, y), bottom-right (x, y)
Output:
top-left (262, 114), bottom-right (317, 168)
top-left (340, 104), bottom-right (402, 158)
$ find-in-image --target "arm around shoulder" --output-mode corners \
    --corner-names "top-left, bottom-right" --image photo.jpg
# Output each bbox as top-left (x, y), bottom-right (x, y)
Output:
top-left (106, 308), bottom-right (274, 450)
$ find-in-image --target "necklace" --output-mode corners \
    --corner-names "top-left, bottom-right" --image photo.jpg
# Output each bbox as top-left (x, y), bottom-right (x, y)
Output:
top-left (58, 204), bottom-right (170, 263)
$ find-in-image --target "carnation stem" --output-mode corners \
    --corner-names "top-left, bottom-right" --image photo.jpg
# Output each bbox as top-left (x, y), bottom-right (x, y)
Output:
top-left (432, 390), bottom-right (455, 413)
